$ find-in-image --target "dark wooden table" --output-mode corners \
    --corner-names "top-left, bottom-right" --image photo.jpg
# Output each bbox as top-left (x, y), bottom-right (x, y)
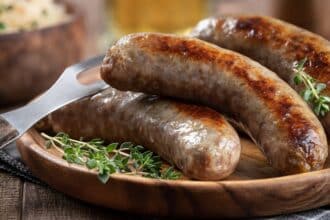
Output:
top-left (0, 171), bottom-right (148, 220)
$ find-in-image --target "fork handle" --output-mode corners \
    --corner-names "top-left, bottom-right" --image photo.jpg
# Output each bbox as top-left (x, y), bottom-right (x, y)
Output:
top-left (0, 116), bottom-right (19, 148)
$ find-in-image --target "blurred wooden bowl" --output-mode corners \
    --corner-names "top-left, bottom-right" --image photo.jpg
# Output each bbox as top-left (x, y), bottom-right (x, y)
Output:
top-left (0, 1), bottom-right (85, 106)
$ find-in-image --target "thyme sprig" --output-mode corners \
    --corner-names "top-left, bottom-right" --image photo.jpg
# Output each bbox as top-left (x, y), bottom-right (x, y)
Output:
top-left (41, 132), bottom-right (180, 183)
top-left (293, 58), bottom-right (330, 116)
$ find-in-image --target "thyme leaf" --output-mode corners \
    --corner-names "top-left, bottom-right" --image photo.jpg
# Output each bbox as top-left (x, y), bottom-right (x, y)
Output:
top-left (41, 132), bottom-right (181, 183)
top-left (293, 58), bottom-right (330, 116)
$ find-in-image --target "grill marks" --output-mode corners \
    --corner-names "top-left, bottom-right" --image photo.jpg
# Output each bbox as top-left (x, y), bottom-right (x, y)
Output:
top-left (131, 34), bottom-right (316, 155)
top-left (137, 34), bottom-right (219, 62)
top-left (277, 97), bottom-right (317, 158)
top-left (230, 64), bottom-right (317, 156)
top-left (101, 33), bottom-right (329, 173)
top-left (223, 16), bottom-right (330, 93)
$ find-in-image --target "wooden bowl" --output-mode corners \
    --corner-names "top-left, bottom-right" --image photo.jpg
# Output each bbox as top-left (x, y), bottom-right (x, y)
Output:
top-left (0, 2), bottom-right (85, 106)
top-left (16, 129), bottom-right (330, 218)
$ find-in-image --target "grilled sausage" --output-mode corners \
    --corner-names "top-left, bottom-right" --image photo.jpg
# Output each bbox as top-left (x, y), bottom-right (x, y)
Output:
top-left (100, 33), bottom-right (328, 174)
top-left (43, 87), bottom-right (241, 180)
top-left (191, 15), bottom-right (330, 134)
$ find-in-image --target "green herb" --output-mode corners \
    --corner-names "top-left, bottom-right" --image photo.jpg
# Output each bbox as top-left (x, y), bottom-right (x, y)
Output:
top-left (293, 58), bottom-right (330, 116)
top-left (41, 132), bottom-right (181, 183)
top-left (161, 167), bottom-right (181, 179)
top-left (0, 22), bottom-right (5, 30)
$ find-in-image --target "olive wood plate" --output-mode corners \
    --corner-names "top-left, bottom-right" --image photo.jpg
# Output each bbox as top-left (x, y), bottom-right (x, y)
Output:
top-left (16, 129), bottom-right (330, 218)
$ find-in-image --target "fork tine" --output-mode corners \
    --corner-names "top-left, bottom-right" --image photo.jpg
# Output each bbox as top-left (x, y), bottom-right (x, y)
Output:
top-left (80, 80), bottom-right (108, 92)
top-left (0, 55), bottom-right (107, 144)
top-left (64, 54), bottom-right (104, 78)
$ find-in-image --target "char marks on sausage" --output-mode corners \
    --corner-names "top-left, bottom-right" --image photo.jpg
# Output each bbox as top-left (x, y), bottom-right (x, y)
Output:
top-left (101, 33), bottom-right (328, 174)
top-left (191, 15), bottom-right (330, 134)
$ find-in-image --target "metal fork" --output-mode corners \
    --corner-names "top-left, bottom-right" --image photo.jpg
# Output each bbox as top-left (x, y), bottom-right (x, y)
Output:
top-left (0, 55), bottom-right (108, 149)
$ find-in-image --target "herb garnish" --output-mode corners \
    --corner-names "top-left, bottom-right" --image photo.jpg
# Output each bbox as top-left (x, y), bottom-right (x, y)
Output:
top-left (41, 132), bottom-right (181, 183)
top-left (293, 58), bottom-right (330, 116)
top-left (0, 22), bottom-right (5, 30)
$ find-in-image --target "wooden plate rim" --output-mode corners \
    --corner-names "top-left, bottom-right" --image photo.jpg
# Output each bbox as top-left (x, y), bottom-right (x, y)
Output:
top-left (19, 129), bottom-right (330, 187)
top-left (16, 130), bottom-right (330, 218)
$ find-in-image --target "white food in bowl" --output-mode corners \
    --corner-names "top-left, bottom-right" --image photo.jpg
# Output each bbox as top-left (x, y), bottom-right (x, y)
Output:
top-left (0, 0), bottom-right (70, 34)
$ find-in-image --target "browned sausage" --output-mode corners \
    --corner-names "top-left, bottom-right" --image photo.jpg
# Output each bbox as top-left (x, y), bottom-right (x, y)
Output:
top-left (42, 87), bottom-right (241, 180)
top-left (191, 15), bottom-right (330, 134)
top-left (100, 33), bottom-right (328, 174)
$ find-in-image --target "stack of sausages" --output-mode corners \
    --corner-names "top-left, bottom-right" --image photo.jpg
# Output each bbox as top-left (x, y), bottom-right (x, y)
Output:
top-left (43, 15), bottom-right (330, 180)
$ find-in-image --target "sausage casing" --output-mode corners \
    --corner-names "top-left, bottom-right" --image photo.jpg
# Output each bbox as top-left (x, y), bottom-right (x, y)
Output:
top-left (101, 33), bottom-right (328, 174)
top-left (191, 15), bottom-right (330, 134)
top-left (43, 87), bottom-right (241, 180)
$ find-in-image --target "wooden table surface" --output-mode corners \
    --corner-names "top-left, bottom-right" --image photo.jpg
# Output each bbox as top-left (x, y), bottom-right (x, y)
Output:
top-left (0, 171), bottom-right (152, 220)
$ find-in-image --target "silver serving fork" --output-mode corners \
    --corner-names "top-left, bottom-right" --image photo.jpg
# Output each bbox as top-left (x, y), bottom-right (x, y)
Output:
top-left (0, 55), bottom-right (108, 149)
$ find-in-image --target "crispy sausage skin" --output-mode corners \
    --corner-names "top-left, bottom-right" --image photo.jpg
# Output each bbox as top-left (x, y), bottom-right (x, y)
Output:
top-left (191, 15), bottom-right (330, 134)
top-left (100, 33), bottom-right (328, 174)
top-left (43, 87), bottom-right (241, 180)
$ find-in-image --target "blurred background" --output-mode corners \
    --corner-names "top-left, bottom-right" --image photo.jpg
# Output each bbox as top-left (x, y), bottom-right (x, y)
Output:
top-left (1, 0), bottom-right (330, 107)
top-left (75, 0), bottom-right (330, 57)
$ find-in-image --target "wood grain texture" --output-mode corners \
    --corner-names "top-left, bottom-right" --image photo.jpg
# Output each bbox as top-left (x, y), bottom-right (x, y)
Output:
top-left (0, 171), bottom-right (22, 220)
top-left (21, 181), bottom-right (140, 220)
top-left (16, 129), bottom-right (330, 218)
